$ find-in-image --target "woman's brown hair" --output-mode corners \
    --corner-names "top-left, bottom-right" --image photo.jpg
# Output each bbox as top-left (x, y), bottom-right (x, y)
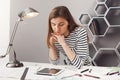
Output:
top-left (47, 6), bottom-right (79, 48)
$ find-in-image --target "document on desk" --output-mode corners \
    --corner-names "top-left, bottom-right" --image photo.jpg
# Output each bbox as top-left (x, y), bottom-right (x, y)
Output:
top-left (51, 66), bottom-right (120, 80)
top-left (25, 66), bottom-right (57, 80)
top-left (26, 66), bottom-right (79, 80)
top-left (0, 67), bottom-right (26, 79)
top-left (25, 65), bottom-right (120, 80)
top-left (79, 66), bottom-right (120, 80)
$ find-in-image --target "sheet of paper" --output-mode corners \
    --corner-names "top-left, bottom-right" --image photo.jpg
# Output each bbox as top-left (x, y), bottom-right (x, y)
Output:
top-left (24, 64), bottom-right (120, 80)
top-left (0, 67), bottom-right (25, 79)
top-left (50, 66), bottom-right (120, 80)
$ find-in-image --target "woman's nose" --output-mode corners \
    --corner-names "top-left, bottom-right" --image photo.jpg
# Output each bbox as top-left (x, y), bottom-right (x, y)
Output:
top-left (55, 26), bottom-right (60, 32)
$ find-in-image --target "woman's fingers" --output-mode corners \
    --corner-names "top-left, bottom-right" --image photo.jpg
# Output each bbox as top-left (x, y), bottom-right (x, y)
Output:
top-left (52, 36), bottom-right (57, 42)
top-left (51, 33), bottom-right (57, 37)
top-left (50, 33), bottom-right (57, 45)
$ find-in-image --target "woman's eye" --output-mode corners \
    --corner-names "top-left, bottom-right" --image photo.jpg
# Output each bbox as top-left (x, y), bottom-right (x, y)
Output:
top-left (51, 23), bottom-right (56, 26)
top-left (59, 23), bottom-right (64, 26)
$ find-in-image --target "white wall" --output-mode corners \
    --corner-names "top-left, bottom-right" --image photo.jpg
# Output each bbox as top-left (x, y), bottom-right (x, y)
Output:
top-left (10, 0), bottom-right (96, 63)
top-left (0, 1), bottom-right (10, 56)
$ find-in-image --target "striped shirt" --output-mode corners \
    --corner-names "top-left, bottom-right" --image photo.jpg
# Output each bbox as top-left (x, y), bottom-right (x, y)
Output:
top-left (49, 27), bottom-right (92, 69)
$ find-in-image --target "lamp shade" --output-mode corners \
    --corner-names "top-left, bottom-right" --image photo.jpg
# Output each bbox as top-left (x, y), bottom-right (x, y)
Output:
top-left (18, 7), bottom-right (39, 19)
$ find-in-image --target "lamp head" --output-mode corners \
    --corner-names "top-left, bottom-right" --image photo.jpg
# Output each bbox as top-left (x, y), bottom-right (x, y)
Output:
top-left (18, 7), bottom-right (39, 19)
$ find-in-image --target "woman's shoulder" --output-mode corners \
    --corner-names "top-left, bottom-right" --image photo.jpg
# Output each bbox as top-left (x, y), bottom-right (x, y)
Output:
top-left (73, 26), bottom-right (87, 38)
top-left (74, 26), bottom-right (86, 33)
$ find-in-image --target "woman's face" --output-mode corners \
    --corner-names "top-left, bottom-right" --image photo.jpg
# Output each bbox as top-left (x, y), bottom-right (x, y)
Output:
top-left (50, 17), bottom-right (69, 36)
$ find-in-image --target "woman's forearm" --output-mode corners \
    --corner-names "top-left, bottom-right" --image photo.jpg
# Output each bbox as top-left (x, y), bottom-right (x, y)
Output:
top-left (49, 47), bottom-right (59, 60)
top-left (61, 43), bottom-right (76, 61)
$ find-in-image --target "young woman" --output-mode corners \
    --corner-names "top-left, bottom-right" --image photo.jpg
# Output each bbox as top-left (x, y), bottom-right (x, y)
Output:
top-left (47, 6), bottom-right (92, 69)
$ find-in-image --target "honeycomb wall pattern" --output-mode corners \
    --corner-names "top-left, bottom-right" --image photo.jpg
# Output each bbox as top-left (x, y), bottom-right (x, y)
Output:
top-left (79, 0), bottom-right (120, 67)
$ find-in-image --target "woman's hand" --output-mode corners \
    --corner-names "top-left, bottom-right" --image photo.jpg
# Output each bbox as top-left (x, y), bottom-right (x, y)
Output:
top-left (52, 34), bottom-right (66, 46)
top-left (49, 33), bottom-right (57, 47)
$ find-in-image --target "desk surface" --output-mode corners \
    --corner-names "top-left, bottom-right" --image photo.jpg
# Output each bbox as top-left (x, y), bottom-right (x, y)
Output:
top-left (0, 57), bottom-right (120, 80)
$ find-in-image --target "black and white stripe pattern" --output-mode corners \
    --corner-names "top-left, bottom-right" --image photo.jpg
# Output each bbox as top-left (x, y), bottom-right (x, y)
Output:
top-left (50, 27), bottom-right (92, 69)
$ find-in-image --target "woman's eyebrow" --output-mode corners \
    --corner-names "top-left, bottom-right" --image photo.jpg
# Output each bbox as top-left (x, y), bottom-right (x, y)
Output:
top-left (51, 22), bottom-right (56, 25)
top-left (51, 22), bottom-right (55, 24)
top-left (51, 22), bottom-right (64, 25)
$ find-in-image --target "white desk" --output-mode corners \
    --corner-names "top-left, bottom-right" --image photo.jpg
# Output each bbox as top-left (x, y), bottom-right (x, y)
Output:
top-left (0, 57), bottom-right (120, 80)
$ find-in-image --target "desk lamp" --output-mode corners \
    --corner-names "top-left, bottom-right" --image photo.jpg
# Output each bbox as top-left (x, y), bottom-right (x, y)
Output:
top-left (0, 7), bottom-right (39, 68)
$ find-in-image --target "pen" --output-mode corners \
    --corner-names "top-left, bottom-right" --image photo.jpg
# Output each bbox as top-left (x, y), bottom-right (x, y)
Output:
top-left (64, 60), bottom-right (67, 65)
top-left (118, 72), bottom-right (120, 75)
top-left (107, 71), bottom-right (119, 75)
top-left (21, 67), bottom-right (29, 80)
top-left (80, 69), bottom-right (89, 73)
top-left (84, 74), bottom-right (100, 79)
top-left (89, 69), bottom-right (92, 73)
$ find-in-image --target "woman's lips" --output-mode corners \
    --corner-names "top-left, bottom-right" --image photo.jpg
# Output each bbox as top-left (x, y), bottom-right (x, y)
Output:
top-left (55, 32), bottom-right (60, 35)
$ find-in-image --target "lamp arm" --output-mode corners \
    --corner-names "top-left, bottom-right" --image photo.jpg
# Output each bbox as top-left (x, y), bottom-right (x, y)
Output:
top-left (0, 18), bottom-right (23, 58)
top-left (10, 18), bottom-right (23, 45)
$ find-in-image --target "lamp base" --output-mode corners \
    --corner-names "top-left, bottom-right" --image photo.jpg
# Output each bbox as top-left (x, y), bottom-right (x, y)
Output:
top-left (6, 60), bottom-right (23, 68)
